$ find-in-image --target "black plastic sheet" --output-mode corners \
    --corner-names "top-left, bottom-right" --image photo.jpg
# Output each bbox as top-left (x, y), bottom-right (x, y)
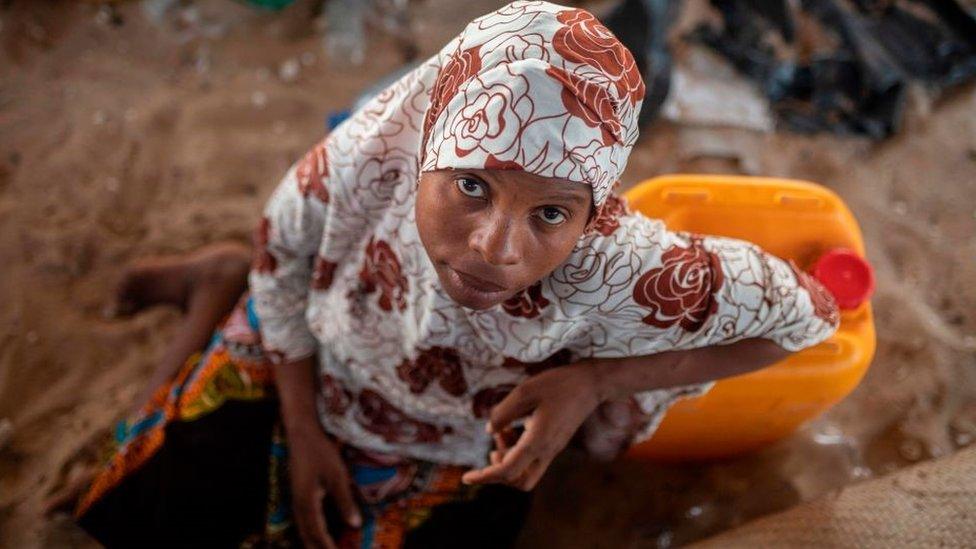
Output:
top-left (690, 0), bottom-right (976, 137)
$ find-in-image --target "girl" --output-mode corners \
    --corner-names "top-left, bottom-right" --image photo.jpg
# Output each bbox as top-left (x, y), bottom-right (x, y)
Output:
top-left (64, 2), bottom-right (839, 547)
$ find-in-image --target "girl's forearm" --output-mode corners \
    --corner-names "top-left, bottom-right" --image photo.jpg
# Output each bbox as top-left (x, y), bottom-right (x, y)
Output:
top-left (590, 338), bottom-right (791, 402)
top-left (275, 355), bottom-right (323, 435)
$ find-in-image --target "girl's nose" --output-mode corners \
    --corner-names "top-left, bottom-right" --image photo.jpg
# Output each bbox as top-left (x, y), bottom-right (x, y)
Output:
top-left (469, 216), bottom-right (521, 266)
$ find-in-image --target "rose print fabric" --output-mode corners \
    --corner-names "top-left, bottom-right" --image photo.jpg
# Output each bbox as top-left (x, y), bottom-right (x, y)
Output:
top-left (420, 4), bottom-right (644, 208)
top-left (249, 1), bottom-right (840, 466)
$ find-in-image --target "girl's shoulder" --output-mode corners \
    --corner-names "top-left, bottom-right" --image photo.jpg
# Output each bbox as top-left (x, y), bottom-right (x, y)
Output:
top-left (541, 198), bottom-right (671, 320)
top-left (581, 194), bottom-right (672, 256)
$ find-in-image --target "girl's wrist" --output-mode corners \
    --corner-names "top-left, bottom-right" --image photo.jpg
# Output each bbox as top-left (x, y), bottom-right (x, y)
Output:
top-left (279, 392), bottom-right (320, 431)
top-left (584, 359), bottom-right (622, 403)
top-left (274, 356), bottom-right (324, 436)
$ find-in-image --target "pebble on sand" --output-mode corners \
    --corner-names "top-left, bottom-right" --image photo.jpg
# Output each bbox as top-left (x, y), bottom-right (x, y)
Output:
top-left (279, 58), bottom-right (301, 83)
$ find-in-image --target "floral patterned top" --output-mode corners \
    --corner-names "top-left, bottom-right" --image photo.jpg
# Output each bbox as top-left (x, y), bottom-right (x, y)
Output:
top-left (249, 2), bottom-right (840, 467)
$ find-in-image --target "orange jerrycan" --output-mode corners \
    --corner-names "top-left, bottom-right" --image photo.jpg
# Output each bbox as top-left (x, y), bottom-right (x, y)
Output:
top-left (624, 175), bottom-right (876, 460)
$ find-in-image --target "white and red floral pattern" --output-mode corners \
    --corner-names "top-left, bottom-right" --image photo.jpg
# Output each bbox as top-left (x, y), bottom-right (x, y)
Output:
top-left (632, 238), bottom-right (724, 331)
top-left (420, 1), bottom-right (643, 207)
top-left (296, 138), bottom-right (330, 202)
top-left (501, 281), bottom-right (551, 318)
top-left (249, 2), bottom-right (839, 467)
top-left (359, 238), bottom-right (409, 313)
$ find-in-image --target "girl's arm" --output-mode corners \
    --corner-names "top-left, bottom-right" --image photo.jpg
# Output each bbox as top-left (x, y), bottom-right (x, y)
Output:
top-left (250, 140), bottom-right (363, 547)
top-left (589, 337), bottom-right (790, 401)
top-left (464, 212), bottom-right (841, 490)
top-left (462, 339), bottom-right (788, 490)
top-left (276, 356), bottom-right (362, 548)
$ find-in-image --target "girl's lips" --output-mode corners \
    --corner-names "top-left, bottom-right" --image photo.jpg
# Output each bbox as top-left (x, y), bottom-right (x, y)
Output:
top-left (451, 267), bottom-right (507, 293)
top-left (443, 265), bottom-right (509, 309)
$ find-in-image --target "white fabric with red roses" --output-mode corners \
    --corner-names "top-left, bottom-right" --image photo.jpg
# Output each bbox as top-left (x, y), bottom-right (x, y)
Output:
top-left (249, 1), bottom-right (840, 467)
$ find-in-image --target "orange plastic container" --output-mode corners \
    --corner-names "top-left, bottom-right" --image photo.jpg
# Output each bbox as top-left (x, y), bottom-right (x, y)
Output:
top-left (624, 175), bottom-right (876, 460)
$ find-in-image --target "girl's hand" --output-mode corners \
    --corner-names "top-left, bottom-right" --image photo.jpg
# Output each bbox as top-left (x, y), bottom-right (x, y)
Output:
top-left (578, 398), bottom-right (643, 461)
top-left (276, 356), bottom-right (362, 548)
top-left (461, 363), bottom-right (602, 491)
top-left (286, 423), bottom-right (362, 549)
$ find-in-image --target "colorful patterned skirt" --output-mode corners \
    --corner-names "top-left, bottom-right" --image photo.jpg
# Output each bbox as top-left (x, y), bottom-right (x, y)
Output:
top-left (75, 295), bottom-right (530, 548)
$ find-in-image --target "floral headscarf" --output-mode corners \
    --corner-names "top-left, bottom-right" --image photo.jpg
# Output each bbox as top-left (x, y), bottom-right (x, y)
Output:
top-left (420, 1), bottom-right (644, 207)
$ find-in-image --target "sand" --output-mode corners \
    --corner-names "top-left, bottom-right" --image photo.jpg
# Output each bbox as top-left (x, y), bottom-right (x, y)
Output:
top-left (0, 1), bottom-right (974, 547)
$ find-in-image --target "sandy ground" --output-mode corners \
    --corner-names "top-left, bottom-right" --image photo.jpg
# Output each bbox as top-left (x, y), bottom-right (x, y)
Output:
top-left (1, 1), bottom-right (974, 547)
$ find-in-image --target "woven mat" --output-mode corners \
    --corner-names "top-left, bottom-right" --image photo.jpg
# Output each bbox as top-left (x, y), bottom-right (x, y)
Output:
top-left (694, 446), bottom-right (976, 547)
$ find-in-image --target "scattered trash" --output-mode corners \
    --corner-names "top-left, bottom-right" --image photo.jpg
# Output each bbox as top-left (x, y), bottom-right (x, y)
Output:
top-left (851, 465), bottom-right (873, 480)
top-left (300, 51), bottom-right (317, 67)
top-left (603, 0), bottom-right (679, 127)
top-left (322, 0), bottom-right (367, 66)
top-left (690, 0), bottom-right (976, 138)
top-left (314, 0), bottom-right (419, 65)
top-left (250, 91), bottom-right (267, 109)
top-left (956, 432), bottom-right (973, 446)
top-left (142, 0), bottom-right (230, 41)
top-left (278, 58), bottom-right (300, 83)
top-left (369, 0), bottom-right (419, 61)
top-left (812, 423), bottom-right (846, 445)
top-left (656, 530), bottom-right (674, 548)
top-left (893, 201), bottom-right (909, 216)
top-left (143, 0), bottom-right (180, 26)
top-left (176, 4), bottom-right (200, 28)
top-left (661, 47), bottom-right (774, 132)
top-left (92, 110), bottom-right (107, 126)
top-left (95, 5), bottom-right (123, 28)
top-left (194, 45), bottom-right (212, 75)
top-left (686, 505), bottom-right (704, 518)
top-left (677, 127), bottom-right (763, 174)
top-left (805, 421), bottom-right (876, 485)
top-left (240, 0), bottom-right (296, 10)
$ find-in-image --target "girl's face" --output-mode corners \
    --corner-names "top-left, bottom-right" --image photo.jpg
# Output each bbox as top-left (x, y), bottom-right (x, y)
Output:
top-left (416, 169), bottom-right (593, 310)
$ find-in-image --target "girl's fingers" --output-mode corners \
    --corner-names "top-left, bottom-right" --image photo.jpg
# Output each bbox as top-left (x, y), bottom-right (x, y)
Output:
top-left (493, 431), bottom-right (509, 452)
top-left (295, 487), bottom-right (334, 549)
top-left (488, 385), bottom-right (538, 434)
top-left (463, 423), bottom-right (543, 485)
top-left (520, 458), bottom-right (549, 491)
top-left (327, 472), bottom-right (363, 529)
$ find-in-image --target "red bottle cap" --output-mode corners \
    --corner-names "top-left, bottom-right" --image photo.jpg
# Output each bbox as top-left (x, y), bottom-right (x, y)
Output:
top-left (812, 248), bottom-right (875, 310)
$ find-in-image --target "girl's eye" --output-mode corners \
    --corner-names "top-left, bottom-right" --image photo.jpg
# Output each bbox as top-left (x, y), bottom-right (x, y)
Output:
top-left (456, 178), bottom-right (486, 198)
top-left (537, 207), bottom-right (567, 225)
